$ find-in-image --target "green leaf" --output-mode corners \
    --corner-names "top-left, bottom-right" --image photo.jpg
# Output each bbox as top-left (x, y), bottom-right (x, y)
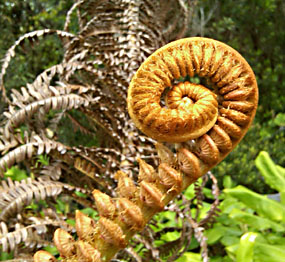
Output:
top-left (221, 235), bottom-right (240, 247)
top-left (266, 234), bottom-right (285, 245)
top-left (188, 236), bottom-right (200, 250)
top-left (229, 209), bottom-right (285, 232)
top-left (254, 243), bottom-right (285, 262)
top-left (205, 225), bottom-right (242, 245)
top-left (236, 232), bottom-right (258, 262)
top-left (255, 151), bottom-right (285, 192)
top-left (184, 183), bottom-right (195, 199)
top-left (224, 186), bottom-right (285, 222)
top-left (276, 165), bottom-right (285, 178)
top-left (37, 154), bottom-right (49, 166)
top-left (176, 252), bottom-right (202, 262)
top-left (223, 175), bottom-right (234, 189)
top-left (66, 219), bottom-right (75, 227)
top-left (280, 192), bottom-right (285, 205)
top-left (211, 257), bottom-right (233, 262)
top-left (43, 245), bottom-right (59, 256)
top-left (161, 231), bottom-right (180, 241)
top-left (219, 197), bottom-right (246, 214)
top-left (274, 113), bottom-right (285, 126)
top-left (55, 199), bottom-right (66, 214)
top-left (4, 166), bottom-right (28, 181)
top-left (80, 207), bottom-right (98, 220)
top-left (205, 225), bottom-right (226, 244)
top-left (0, 252), bottom-right (13, 260)
top-left (74, 191), bottom-right (87, 198)
top-left (225, 243), bottom-right (239, 260)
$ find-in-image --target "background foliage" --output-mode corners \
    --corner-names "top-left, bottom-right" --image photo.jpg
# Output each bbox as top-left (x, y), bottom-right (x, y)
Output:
top-left (0, 0), bottom-right (284, 261)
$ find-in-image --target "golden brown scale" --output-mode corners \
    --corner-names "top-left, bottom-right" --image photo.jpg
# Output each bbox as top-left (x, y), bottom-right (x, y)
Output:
top-left (158, 163), bottom-right (182, 193)
top-left (177, 148), bottom-right (202, 178)
top-left (76, 241), bottom-right (102, 262)
top-left (34, 37), bottom-right (258, 262)
top-left (33, 251), bottom-right (56, 262)
top-left (140, 180), bottom-right (164, 210)
top-left (137, 158), bottom-right (157, 182)
top-left (98, 217), bottom-right (127, 248)
top-left (114, 171), bottom-right (137, 201)
top-left (53, 229), bottom-right (76, 258)
top-left (116, 198), bottom-right (144, 231)
top-left (92, 190), bottom-right (116, 219)
top-left (75, 210), bottom-right (96, 240)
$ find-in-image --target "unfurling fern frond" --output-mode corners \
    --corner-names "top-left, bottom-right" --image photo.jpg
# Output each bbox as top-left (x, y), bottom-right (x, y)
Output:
top-left (34, 37), bottom-right (258, 262)
top-left (0, 1), bottom-right (258, 261)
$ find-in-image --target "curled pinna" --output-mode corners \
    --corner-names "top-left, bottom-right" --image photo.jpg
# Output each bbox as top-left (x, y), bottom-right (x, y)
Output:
top-left (128, 37), bottom-right (258, 145)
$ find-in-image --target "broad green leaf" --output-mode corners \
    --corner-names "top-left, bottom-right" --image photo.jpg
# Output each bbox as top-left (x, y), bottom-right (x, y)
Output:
top-left (219, 197), bottom-right (246, 214)
top-left (55, 199), bottom-right (66, 214)
top-left (277, 165), bottom-right (285, 178)
top-left (229, 209), bottom-right (285, 232)
top-left (184, 183), bottom-right (195, 200)
top-left (274, 113), bottom-right (285, 126)
top-left (80, 207), bottom-right (98, 220)
top-left (224, 186), bottom-right (285, 222)
top-left (43, 245), bottom-right (59, 256)
top-left (211, 256), bottom-right (233, 262)
top-left (255, 151), bottom-right (285, 192)
top-left (205, 225), bottom-right (242, 245)
top-left (254, 243), bottom-right (285, 262)
top-left (0, 252), bottom-right (13, 260)
top-left (66, 219), bottom-right (75, 227)
top-left (4, 166), bottom-right (28, 181)
top-left (225, 244), bottom-right (239, 260)
top-left (205, 226), bottom-right (226, 244)
top-left (221, 235), bottom-right (240, 246)
top-left (266, 233), bottom-right (285, 245)
top-left (161, 231), bottom-right (180, 241)
top-left (197, 202), bottom-right (211, 220)
top-left (202, 187), bottom-right (214, 199)
top-left (236, 232), bottom-right (258, 262)
top-left (176, 252), bottom-right (202, 262)
top-left (223, 175), bottom-right (234, 189)
top-left (281, 192), bottom-right (285, 205)
top-left (188, 236), bottom-right (200, 250)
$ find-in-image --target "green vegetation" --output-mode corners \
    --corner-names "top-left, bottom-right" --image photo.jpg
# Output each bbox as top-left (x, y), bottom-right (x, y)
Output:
top-left (164, 152), bottom-right (285, 261)
top-left (0, 0), bottom-right (284, 261)
top-left (198, 0), bottom-right (285, 193)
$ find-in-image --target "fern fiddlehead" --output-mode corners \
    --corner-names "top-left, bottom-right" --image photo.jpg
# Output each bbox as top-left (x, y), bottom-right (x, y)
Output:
top-left (34, 37), bottom-right (258, 262)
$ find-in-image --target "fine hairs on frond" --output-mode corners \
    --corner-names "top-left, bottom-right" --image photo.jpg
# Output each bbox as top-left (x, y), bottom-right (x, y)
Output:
top-left (0, 1), bottom-right (258, 261)
top-left (34, 37), bottom-right (258, 261)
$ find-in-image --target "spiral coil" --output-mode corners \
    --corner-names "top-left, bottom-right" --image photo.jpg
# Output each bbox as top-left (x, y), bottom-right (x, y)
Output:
top-left (128, 37), bottom-right (258, 144)
top-left (34, 37), bottom-right (258, 262)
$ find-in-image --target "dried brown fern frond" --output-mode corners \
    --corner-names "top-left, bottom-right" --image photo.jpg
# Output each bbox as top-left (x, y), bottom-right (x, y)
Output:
top-left (0, 29), bottom-right (75, 103)
top-left (5, 94), bottom-right (90, 133)
top-left (0, 177), bottom-right (87, 222)
top-left (0, 138), bottom-right (70, 175)
top-left (0, 216), bottom-right (73, 254)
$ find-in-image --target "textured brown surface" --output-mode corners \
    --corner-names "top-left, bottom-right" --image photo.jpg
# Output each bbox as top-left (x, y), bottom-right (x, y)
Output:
top-left (128, 37), bottom-right (258, 143)
top-left (34, 37), bottom-right (258, 262)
